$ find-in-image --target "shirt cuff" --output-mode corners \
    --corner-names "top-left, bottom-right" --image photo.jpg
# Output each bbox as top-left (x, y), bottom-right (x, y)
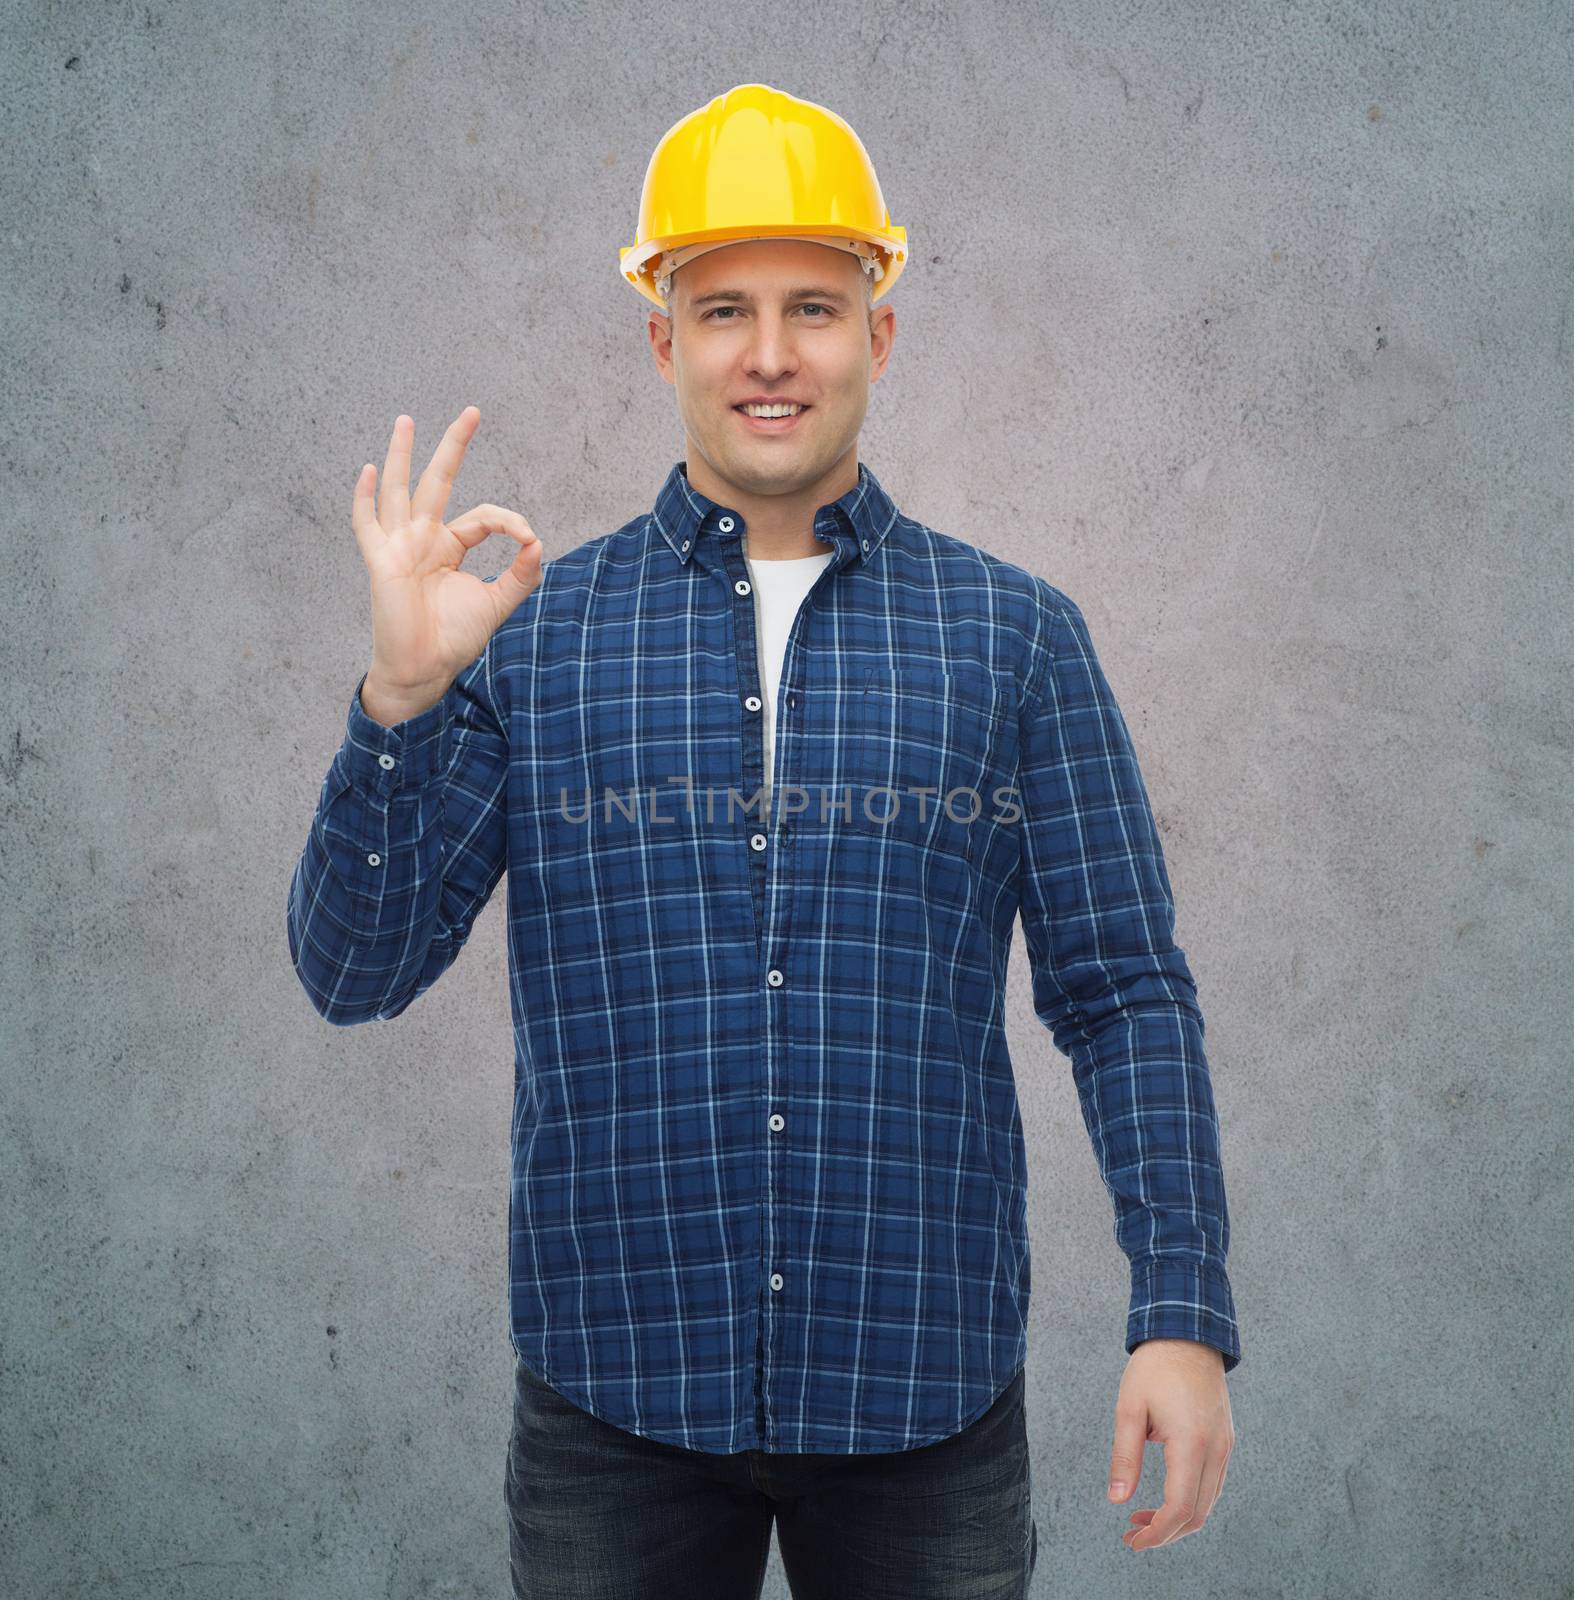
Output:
top-left (338, 670), bottom-right (453, 797)
top-left (1126, 1261), bottom-right (1242, 1374)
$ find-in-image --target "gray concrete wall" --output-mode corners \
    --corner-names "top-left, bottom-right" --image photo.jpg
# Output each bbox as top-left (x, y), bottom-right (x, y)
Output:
top-left (4, 1), bottom-right (1569, 1595)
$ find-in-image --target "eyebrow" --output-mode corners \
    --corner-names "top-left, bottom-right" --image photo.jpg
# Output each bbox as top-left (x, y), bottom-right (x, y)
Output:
top-left (687, 285), bottom-right (853, 309)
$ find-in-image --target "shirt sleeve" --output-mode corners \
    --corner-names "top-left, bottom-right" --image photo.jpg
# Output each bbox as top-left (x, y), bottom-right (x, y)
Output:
top-left (286, 622), bottom-right (510, 1027)
top-left (1016, 590), bottom-right (1241, 1373)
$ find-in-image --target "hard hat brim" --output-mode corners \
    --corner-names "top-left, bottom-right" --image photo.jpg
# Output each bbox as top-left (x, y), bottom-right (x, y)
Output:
top-left (620, 224), bottom-right (908, 309)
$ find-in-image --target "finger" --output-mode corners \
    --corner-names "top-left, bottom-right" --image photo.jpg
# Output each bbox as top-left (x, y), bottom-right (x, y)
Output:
top-left (350, 461), bottom-right (385, 560)
top-left (1184, 1437), bottom-right (1229, 1535)
top-left (490, 534), bottom-right (545, 618)
top-left (411, 405), bottom-right (480, 528)
top-left (1108, 1399), bottom-right (1147, 1504)
top-left (1129, 1436), bottom-right (1206, 1551)
top-left (1132, 1438), bottom-right (1227, 1550)
top-left (1122, 1509), bottom-right (1160, 1547)
top-left (445, 504), bottom-right (540, 560)
top-left (379, 413), bottom-right (415, 536)
top-left (447, 506), bottom-right (544, 618)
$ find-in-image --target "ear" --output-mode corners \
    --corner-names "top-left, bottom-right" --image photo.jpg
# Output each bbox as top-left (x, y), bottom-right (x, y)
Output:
top-left (868, 303), bottom-right (895, 381)
top-left (648, 308), bottom-right (676, 383)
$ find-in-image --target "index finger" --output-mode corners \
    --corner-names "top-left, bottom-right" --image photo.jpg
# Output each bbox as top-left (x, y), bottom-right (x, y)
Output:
top-left (1135, 1437), bottom-right (1206, 1550)
top-left (411, 405), bottom-right (481, 527)
top-left (378, 413), bottom-right (415, 535)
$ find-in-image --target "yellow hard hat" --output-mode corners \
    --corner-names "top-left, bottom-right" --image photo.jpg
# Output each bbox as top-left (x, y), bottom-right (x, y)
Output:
top-left (619, 82), bottom-right (909, 310)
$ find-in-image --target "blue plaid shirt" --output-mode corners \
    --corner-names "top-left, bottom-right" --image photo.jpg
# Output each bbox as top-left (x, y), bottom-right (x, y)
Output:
top-left (288, 458), bottom-right (1241, 1454)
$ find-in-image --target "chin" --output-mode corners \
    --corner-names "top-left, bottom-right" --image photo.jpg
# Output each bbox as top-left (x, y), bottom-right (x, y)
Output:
top-left (732, 453), bottom-right (823, 491)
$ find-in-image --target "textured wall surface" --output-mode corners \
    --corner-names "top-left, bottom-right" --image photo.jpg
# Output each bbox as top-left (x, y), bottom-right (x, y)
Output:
top-left (4, 1), bottom-right (1570, 1595)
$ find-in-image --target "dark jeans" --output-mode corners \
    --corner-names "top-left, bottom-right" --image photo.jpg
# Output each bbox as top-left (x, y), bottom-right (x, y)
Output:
top-left (506, 1353), bottom-right (1038, 1598)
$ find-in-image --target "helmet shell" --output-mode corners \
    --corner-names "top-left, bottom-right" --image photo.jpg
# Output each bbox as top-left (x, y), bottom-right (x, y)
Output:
top-left (619, 83), bottom-right (908, 308)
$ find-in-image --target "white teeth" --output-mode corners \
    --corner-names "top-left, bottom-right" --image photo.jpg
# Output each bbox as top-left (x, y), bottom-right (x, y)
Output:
top-left (741, 403), bottom-right (803, 418)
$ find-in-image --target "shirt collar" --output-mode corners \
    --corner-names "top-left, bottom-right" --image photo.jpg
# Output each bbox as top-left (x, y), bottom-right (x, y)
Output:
top-left (651, 458), bottom-right (900, 568)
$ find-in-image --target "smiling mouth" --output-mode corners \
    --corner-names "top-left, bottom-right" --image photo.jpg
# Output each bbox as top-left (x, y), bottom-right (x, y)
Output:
top-left (734, 404), bottom-right (811, 428)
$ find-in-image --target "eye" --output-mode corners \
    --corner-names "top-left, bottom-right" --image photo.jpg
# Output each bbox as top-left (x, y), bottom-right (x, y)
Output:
top-left (701, 304), bottom-right (834, 321)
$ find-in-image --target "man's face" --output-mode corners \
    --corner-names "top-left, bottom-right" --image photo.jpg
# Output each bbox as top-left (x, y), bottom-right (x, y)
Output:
top-left (647, 238), bottom-right (895, 500)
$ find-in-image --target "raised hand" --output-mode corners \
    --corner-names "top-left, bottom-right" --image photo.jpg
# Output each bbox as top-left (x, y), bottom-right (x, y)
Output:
top-left (350, 406), bottom-right (543, 720)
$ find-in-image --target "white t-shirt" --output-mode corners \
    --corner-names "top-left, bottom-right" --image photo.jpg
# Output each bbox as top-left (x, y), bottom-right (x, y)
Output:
top-left (741, 539), bottom-right (836, 816)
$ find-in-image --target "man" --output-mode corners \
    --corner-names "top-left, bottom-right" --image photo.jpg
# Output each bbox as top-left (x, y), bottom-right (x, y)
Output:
top-left (289, 82), bottom-right (1239, 1598)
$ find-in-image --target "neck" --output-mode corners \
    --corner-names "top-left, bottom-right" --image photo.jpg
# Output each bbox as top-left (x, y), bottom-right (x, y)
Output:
top-left (683, 445), bottom-right (858, 560)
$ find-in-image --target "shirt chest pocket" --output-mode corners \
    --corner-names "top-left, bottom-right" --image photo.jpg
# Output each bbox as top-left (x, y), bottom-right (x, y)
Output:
top-left (848, 664), bottom-right (1013, 861)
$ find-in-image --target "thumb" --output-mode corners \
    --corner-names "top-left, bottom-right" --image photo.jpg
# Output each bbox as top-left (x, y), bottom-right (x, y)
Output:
top-left (490, 537), bottom-right (544, 615)
top-left (1108, 1407), bottom-right (1146, 1501)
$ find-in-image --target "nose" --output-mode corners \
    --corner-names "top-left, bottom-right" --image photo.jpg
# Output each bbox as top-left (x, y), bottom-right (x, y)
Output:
top-left (744, 312), bottom-right (798, 382)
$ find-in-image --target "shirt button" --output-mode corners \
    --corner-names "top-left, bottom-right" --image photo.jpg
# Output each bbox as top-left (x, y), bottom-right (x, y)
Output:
top-left (769, 1273), bottom-right (783, 1291)
top-left (750, 832), bottom-right (767, 851)
top-left (367, 853), bottom-right (382, 867)
top-left (378, 753), bottom-right (396, 769)
top-left (745, 694), bottom-right (762, 711)
top-left (769, 1114), bottom-right (784, 1131)
top-left (734, 578), bottom-right (751, 596)
top-left (766, 968), bottom-right (783, 987)
top-left (718, 516), bottom-right (735, 532)
top-left (862, 538), bottom-right (869, 550)
top-left (681, 539), bottom-right (690, 551)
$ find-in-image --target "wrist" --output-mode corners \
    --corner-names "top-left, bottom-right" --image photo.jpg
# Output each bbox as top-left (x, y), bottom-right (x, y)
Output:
top-left (360, 672), bottom-right (449, 728)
